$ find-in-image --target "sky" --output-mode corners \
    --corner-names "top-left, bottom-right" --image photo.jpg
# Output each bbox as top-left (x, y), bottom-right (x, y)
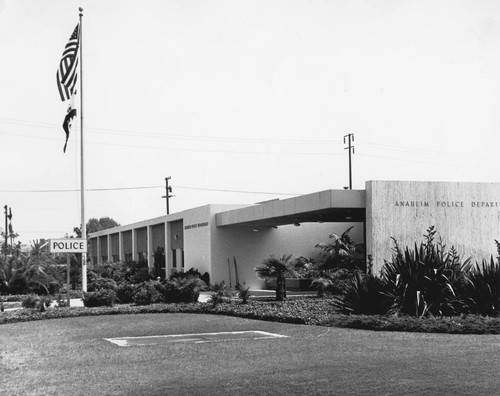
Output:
top-left (0, 0), bottom-right (499, 244)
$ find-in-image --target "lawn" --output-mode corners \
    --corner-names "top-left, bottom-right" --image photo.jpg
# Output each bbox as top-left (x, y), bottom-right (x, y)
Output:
top-left (1, 313), bottom-right (499, 395)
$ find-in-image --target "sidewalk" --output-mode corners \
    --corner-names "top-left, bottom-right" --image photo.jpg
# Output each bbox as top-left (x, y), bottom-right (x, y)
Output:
top-left (2, 298), bottom-right (84, 312)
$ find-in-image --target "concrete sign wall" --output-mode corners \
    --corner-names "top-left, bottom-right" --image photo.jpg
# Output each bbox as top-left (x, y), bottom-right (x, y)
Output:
top-left (366, 181), bottom-right (500, 274)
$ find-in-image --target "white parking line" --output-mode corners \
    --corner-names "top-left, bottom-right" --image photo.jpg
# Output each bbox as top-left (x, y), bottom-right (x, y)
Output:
top-left (105, 330), bottom-right (288, 346)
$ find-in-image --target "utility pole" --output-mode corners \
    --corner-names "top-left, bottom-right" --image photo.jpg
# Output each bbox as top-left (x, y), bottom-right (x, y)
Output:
top-left (162, 177), bottom-right (174, 214)
top-left (343, 133), bottom-right (355, 189)
top-left (8, 208), bottom-right (13, 253)
top-left (3, 205), bottom-right (8, 265)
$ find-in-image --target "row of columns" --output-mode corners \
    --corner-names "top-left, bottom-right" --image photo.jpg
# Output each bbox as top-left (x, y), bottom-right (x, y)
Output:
top-left (94, 223), bottom-right (169, 273)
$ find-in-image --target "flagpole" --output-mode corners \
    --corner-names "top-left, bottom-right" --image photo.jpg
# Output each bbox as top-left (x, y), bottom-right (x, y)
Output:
top-left (79, 7), bottom-right (87, 293)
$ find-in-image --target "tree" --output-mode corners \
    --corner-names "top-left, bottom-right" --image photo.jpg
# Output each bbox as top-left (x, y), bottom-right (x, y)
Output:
top-left (4, 240), bottom-right (66, 295)
top-left (74, 217), bottom-right (120, 237)
top-left (255, 254), bottom-right (298, 301)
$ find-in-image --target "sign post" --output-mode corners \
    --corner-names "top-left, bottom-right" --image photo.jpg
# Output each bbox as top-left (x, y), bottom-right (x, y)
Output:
top-left (50, 239), bottom-right (87, 306)
top-left (66, 254), bottom-right (71, 307)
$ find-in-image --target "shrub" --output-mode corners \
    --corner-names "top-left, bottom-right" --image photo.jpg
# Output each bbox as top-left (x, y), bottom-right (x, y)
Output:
top-left (381, 227), bottom-right (469, 317)
top-left (38, 296), bottom-right (52, 312)
top-left (132, 281), bottom-right (165, 305)
top-left (82, 289), bottom-right (116, 307)
top-left (209, 281), bottom-right (231, 306)
top-left (92, 262), bottom-right (126, 283)
top-left (159, 277), bottom-right (206, 304)
top-left (27, 281), bottom-right (49, 295)
top-left (466, 256), bottom-right (500, 316)
top-left (22, 294), bottom-right (39, 308)
top-left (128, 266), bottom-right (152, 284)
top-left (310, 269), bottom-right (357, 296)
top-left (88, 277), bottom-right (118, 292)
top-left (8, 273), bottom-right (29, 295)
top-left (48, 281), bottom-right (61, 295)
top-left (315, 226), bottom-right (366, 271)
top-left (170, 268), bottom-right (209, 285)
top-left (116, 282), bottom-right (136, 304)
top-left (237, 284), bottom-right (251, 304)
top-left (331, 272), bottom-right (390, 315)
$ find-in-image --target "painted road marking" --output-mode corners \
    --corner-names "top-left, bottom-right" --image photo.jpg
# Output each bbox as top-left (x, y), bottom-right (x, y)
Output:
top-left (105, 330), bottom-right (288, 346)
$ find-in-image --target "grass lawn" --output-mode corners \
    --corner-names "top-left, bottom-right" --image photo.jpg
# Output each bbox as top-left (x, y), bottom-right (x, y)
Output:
top-left (1, 313), bottom-right (499, 395)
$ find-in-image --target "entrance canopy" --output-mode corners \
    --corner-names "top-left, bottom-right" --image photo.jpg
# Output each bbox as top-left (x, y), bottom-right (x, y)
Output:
top-left (215, 189), bottom-right (366, 228)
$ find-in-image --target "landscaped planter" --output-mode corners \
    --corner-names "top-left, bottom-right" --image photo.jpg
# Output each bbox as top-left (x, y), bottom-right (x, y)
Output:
top-left (266, 278), bottom-right (312, 291)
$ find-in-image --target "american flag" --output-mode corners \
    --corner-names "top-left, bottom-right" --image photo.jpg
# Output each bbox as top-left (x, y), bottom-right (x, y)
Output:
top-left (56, 24), bottom-right (80, 102)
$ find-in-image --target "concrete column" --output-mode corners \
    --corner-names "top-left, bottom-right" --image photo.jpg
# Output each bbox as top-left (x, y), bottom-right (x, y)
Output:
top-left (89, 238), bottom-right (95, 266)
top-left (118, 232), bottom-right (124, 262)
top-left (96, 237), bottom-right (101, 265)
top-left (107, 235), bottom-right (112, 263)
top-left (147, 225), bottom-right (153, 271)
top-left (165, 222), bottom-right (171, 277)
top-left (132, 229), bottom-right (137, 261)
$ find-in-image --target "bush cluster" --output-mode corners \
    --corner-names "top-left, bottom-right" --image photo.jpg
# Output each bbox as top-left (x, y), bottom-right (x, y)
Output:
top-left (82, 289), bottom-right (115, 307)
top-left (332, 228), bottom-right (500, 317)
top-left (82, 262), bottom-right (207, 307)
top-left (21, 294), bottom-right (52, 311)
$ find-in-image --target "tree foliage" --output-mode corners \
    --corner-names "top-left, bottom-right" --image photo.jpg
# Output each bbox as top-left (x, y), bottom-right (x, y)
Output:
top-left (74, 217), bottom-right (120, 237)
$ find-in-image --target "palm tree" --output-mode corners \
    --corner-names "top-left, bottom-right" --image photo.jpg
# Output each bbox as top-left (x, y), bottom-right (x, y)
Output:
top-left (255, 254), bottom-right (298, 301)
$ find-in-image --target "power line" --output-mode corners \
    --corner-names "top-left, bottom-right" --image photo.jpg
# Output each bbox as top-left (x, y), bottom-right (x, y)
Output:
top-left (0, 116), bottom-right (342, 145)
top-left (0, 130), bottom-right (341, 156)
top-left (357, 140), bottom-right (475, 159)
top-left (0, 184), bottom-right (301, 196)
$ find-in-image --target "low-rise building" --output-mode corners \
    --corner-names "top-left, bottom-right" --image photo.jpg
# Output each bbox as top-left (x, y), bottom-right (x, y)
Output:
top-left (89, 180), bottom-right (500, 288)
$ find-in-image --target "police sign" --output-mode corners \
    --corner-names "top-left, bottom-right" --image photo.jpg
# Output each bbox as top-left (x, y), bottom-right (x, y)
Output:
top-left (49, 239), bottom-right (87, 253)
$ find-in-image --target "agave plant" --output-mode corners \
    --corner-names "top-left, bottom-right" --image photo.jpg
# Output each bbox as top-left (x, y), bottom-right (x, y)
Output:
top-left (381, 227), bottom-right (471, 317)
top-left (255, 254), bottom-right (298, 301)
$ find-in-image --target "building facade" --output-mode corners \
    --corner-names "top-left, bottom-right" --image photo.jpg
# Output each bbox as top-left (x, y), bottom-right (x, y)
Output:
top-left (89, 180), bottom-right (500, 288)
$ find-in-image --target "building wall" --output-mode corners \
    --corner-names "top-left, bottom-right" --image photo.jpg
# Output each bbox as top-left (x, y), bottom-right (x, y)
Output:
top-left (179, 205), bottom-right (214, 277)
top-left (110, 234), bottom-right (119, 257)
top-left (98, 236), bottom-right (107, 261)
top-left (122, 230), bottom-right (132, 260)
top-left (151, 224), bottom-right (165, 251)
top-left (90, 238), bottom-right (97, 263)
top-left (366, 180), bottom-right (500, 274)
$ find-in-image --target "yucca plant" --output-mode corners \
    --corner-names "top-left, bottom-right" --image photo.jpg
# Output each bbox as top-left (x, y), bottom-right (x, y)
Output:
top-left (381, 227), bottom-right (470, 317)
top-left (255, 254), bottom-right (298, 301)
top-left (465, 253), bottom-right (500, 316)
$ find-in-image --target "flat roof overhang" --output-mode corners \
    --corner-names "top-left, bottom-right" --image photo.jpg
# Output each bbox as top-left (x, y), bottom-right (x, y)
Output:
top-left (215, 189), bottom-right (366, 228)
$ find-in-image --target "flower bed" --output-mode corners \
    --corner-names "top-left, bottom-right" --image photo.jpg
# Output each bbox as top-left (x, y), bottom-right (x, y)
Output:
top-left (0, 299), bottom-right (498, 334)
